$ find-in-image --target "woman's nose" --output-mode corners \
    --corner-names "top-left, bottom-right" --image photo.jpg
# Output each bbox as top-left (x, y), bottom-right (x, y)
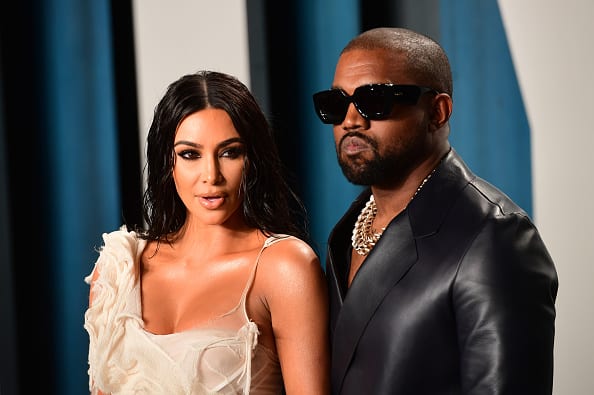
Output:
top-left (202, 157), bottom-right (222, 184)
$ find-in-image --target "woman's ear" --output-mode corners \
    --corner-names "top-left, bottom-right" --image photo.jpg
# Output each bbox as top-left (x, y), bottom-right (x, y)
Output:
top-left (431, 93), bottom-right (453, 129)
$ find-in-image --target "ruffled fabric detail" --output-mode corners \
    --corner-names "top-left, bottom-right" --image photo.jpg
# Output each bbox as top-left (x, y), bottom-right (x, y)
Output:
top-left (83, 228), bottom-right (287, 394)
top-left (84, 226), bottom-right (148, 394)
top-left (237, 321), bottom-right (259, 394)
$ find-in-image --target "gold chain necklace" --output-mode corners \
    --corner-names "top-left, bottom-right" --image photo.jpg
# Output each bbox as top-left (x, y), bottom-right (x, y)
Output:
top-left (351, 169), bottom-right (437, 256)
top-left (351, 195), bottom-right (382, 256)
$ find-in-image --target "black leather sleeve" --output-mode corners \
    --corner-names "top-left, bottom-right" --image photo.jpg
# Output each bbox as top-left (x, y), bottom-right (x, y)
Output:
top-left (454, 213), bottom-right (558, 394)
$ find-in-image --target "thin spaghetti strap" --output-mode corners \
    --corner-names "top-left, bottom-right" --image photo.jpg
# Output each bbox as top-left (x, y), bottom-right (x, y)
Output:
top-left (238, 234), bottom-right (294, 321)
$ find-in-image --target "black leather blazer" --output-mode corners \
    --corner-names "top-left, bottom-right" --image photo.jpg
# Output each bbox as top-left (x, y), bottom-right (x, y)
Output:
top-left (326, 149), bottom-right (558, 395)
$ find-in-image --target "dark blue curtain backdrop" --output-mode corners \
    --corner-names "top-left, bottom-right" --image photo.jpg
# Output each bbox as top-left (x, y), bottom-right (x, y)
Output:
top-left (1, 0), bottom-right (140, 394)
top-left (41, 2), bottom-right (121, 393)
top-left (440, 0), bottom-right (532, 215)
top-left (0, 47), bottom-right (18, 395)
top-left (255, 1), bottom-right (365, 259)
top-left (0, 1), bottom-right (530, 394)
top-left (291, 0), bottom-right (364, 258)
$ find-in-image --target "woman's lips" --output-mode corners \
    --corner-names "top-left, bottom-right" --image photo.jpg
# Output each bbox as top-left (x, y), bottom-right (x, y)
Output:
top-left (199, 195), bottom-right (225, 209)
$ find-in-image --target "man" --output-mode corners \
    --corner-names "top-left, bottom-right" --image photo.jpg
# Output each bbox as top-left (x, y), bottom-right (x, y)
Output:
top-left (312, 27), bottom-right (558, 394)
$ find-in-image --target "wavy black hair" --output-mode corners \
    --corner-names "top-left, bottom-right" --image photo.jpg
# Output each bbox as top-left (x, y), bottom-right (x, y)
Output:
top-left (140, 70), bottom-right (309, 243)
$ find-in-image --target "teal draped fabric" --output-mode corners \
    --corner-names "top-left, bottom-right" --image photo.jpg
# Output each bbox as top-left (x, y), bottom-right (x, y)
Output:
top-left (440, 0), bottom-right (532, 215)
top-left (295, 0), bottom-right (364, 258)
top-left (1, 0), bottom-right (123, 391)
top-left (0, 61), bottom-right (18, 395)
top-left (41, 0), bottom-right (121, 392)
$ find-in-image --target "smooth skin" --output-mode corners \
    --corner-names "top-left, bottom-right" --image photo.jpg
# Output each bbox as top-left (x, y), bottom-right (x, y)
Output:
top-left (331, 48), bottom-right (452, 286)
top-left (91, 108), bottom-right (330, 394)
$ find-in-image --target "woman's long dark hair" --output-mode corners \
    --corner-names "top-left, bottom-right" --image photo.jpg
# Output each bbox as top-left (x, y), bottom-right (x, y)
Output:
top-left (140, 70), bottom-right (310, 243)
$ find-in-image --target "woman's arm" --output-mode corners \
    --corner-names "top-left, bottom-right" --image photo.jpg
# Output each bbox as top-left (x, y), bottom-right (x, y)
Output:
top-left (264, 238), bottom-right (331, 394)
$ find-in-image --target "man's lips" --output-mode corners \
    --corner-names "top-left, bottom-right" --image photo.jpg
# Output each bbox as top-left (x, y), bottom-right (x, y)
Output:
top-left (341, 135), bottom-right (372, 155)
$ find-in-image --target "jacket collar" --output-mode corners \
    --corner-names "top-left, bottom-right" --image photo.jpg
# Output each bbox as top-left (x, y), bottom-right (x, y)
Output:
top-left (326, 148), bottom-right (476, 391)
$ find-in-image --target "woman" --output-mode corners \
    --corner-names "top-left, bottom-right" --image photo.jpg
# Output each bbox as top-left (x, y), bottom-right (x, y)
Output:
top-left (84, 71), bottom-right (330, 394)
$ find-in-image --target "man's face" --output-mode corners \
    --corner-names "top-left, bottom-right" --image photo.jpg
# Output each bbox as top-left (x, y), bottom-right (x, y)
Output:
top-left (330, 49), bottom-right (435, 188)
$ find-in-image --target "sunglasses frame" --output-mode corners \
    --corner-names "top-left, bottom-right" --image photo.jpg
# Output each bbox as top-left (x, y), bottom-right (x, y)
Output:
top-left (313, 83), bottom-right (437, 124)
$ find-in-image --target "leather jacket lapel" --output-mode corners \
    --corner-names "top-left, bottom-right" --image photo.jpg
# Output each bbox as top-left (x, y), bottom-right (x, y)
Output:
top-left (328, 149), bottom-right (471, 391)
top-left (331, 211), bottom-right (417, 392)
top-left (326, 192), bottom-right (369, 309)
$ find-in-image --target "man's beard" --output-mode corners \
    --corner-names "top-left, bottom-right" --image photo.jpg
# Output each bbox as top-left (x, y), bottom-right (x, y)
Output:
top-left (337, 147), bottom-right (398, 186)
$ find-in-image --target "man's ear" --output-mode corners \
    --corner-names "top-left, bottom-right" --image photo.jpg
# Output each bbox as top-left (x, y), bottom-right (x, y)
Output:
top-left (431, 93), bottom-right (453, 129)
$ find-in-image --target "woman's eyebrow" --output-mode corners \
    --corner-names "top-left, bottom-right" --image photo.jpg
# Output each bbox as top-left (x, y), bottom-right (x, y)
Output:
top-left (173, 140), bottom-right (199, 148)
top-left (173, 137), bottom-right (243, 149)
top-left (218, 137), bottom-right (243, 147)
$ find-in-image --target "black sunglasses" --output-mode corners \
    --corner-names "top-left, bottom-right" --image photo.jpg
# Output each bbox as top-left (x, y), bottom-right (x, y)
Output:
top-left (312, 83), bottom-right (438, 124)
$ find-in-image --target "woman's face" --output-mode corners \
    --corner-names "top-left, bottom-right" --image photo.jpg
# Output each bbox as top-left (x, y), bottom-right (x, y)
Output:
top-left (173, 108), bottom-right (246, 227)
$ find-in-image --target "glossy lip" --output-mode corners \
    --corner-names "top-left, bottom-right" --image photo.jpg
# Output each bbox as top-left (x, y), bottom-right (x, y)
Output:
top-left (198, 192), bottom-right (226, 210)
top-left (340, 135), bottom-right (372, 156)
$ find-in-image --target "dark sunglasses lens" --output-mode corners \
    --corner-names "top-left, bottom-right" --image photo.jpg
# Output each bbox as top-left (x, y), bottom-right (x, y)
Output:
top-left (392, 85), bottom-right (422, 104)
top-left (313, 90), bottom-right (349, 124)
top-left (354, 85), bottom-right (394, 119)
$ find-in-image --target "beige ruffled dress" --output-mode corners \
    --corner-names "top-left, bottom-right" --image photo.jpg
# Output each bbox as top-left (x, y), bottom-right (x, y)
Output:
top-left (84, 228), bottom-right (286, 394)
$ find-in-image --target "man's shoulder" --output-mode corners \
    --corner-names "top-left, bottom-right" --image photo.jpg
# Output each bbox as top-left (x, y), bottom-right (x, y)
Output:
top-left (467, 177), bottom-right (528, 218)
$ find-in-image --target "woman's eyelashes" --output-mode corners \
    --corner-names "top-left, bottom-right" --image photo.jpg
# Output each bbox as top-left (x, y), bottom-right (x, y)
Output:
top-left (220, 145), bottom-right (245, 159)
top-left (175, 144), bottom-right (245, 161)
top-left (177, 149), bottom-right (200, 160)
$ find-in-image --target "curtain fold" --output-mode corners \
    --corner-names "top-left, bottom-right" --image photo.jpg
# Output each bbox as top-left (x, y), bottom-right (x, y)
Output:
top-left (1, 0), bottom-right (123, 393)
top-left (440, 0), bottom-right (532, 215)
top-left (289, 0), bottom-right (363, 257)
top-left (41, 1), bottom-right (122, 393)
top-left (0, 48), bottom-right (18, 395)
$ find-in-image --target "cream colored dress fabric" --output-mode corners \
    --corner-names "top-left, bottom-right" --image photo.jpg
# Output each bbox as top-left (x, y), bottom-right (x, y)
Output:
top-left (84, 228), bottom-right (286, 394)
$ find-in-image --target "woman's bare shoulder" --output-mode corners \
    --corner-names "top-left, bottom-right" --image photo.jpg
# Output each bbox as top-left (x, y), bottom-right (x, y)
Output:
top-left (265, 236), bottom-right (319, 265)
top-left (256, 235), bottom-right (325, 291)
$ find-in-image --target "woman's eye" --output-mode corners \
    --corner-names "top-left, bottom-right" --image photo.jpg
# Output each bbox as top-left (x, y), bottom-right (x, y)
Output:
top-left (220, 146), bottom-right (244, 159)
top-left (177, 150), bottom-right (200, 160)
